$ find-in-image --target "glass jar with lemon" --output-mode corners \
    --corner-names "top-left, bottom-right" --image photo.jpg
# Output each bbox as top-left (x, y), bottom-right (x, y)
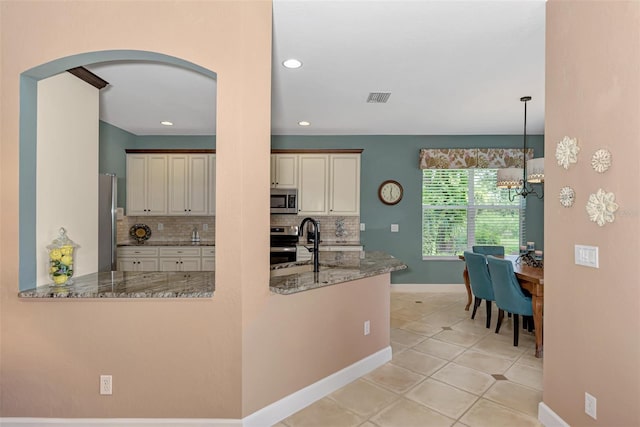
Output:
top-left (47, 228), bottom-right (77, 286)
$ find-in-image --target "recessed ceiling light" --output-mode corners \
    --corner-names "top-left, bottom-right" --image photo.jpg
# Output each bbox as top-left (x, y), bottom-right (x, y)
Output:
top-left (161, 121), bottom-right (173, 126)
top-left (298, 121), bottom-right (310, 126)
top-left (283, 59), bottom-right (303, 69)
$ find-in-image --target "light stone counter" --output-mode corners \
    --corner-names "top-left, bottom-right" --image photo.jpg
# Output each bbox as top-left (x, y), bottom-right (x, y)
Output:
top-left (19, 271), bottom-right (214, 298)
top-left (117, 240), bottom-right (215, 247)
top-left (269, 251), bottom-right (406, 295)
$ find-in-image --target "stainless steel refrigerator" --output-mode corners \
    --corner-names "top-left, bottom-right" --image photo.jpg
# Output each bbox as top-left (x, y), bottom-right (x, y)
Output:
top-left (98, 173), bottom-right (118, 271)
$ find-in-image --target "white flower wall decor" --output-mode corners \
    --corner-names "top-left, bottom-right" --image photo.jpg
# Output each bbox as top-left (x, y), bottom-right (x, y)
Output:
top-left (586, 188), bottom-right (619, 226)
top-left (591, 149), bottom-right (612, 173)
top-left (559, 186), bottom-right (576, 208)
top-left (556, 136), bottom-right (580, 169)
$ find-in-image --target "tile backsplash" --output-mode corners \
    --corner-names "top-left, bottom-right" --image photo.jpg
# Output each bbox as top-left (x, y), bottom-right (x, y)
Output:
top-left (118, 216), bottom-right (215, 243)
top-left (118, 215), bottom-right (360, 244)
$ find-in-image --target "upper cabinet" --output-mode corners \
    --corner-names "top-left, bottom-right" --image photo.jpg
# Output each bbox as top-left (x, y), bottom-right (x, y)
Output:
top-left (126, 151), bottom-right (215, 216)
top-left (298, 153), bottom-right (360, 216)
top-left (126, 154), bottom-right (168, 216)
top-left (271, 154), bottom-right (298, 188)
top-left (208, 154), bottom-right (216, 215)
top-left (167, 154), bottom-right (209, 215)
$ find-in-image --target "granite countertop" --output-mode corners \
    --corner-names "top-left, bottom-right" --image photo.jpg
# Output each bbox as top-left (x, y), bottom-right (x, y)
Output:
top-left (270, 251), bottom-right (406, 295)
top-left (19, 271), bottom-right (214, 298)
top-left (117, 240), bottom-right (215, 247)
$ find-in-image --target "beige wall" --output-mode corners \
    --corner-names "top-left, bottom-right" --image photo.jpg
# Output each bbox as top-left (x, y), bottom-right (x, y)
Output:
top-left (545, 1), bottom-right (640, 425)
top-left (37, 72), bottom-right (99, 285)
top-left (1, 0), bottom-right (392, 420)
top-left (0, 0), bottom-right (272, 418)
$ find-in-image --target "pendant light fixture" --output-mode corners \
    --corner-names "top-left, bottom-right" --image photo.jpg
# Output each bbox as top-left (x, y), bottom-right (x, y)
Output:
top-left (496, 96), bottom-right (544, 201)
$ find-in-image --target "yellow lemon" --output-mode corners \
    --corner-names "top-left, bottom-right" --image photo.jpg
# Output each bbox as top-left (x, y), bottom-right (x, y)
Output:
top-left (49, 249), bottom-right (62, 261)
top-left (60, 255), bottom-right (73, 266)
top-left (49, 266), bottom-right (57, 273)
top-left (61, 245), bottom-right (73, 256)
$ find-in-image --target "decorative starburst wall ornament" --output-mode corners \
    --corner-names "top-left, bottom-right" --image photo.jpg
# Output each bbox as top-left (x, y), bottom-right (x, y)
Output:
top-left (555, 136), bottom-right (580, 169)
top-left (559, 186), bottom-right (575, 208)
top-left (591, 149), bottom-right (611, 173)
top-left (586, 189), bottom-right (618, 226)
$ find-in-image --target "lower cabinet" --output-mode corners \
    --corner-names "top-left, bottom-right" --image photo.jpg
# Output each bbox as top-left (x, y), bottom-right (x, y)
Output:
top-left (117, 246), bottom-right (215, 272)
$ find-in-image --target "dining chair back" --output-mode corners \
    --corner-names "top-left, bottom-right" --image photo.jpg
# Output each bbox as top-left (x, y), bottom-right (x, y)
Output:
top-left (486, 255), bottom-right (533, 346)
top-left (463, 251), bottom-right (495, 328)
top-left (472, 245), bottom-right (505, 256)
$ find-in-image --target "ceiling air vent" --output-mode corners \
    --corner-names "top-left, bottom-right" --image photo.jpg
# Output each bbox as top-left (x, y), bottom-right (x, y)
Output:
top-left (366, 92), bottom-right (391, 103)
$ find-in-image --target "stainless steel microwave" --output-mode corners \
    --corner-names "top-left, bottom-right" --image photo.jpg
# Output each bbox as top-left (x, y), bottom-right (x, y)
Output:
top-left (270, 188), bottom-right (298, 214)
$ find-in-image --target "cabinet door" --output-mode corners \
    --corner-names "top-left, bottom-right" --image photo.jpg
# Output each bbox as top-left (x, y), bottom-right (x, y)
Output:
top-left (146, 155), bottom-right (168, 215)
top-left (208, 154), bottom-right (216, 215)
top-left (159, 258), bottom-right (181, 272)
top-left (201, 257), bottom-right (215, 271)
top-left (180, 257), bottom-right (202, 271)
top-left (329, 154), bottom-right (360, 216)
top-left (168, 155), bottom-right (189, 215)
top-left (188, 155), bottom-right (208, 215)
top-left (139, 258), bottom-right (159, 271)
top-left (298, 155), bottom-right (329, 215)
top-left (272, 154), bottom-right (298, 188)
top-left (117, 257), bottom-right (138, 272)
top-left (126, 155), bottom-right (148, 215)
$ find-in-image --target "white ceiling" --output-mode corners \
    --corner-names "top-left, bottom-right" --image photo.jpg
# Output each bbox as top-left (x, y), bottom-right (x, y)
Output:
top-left (86, 0), bottom-right (546, 137)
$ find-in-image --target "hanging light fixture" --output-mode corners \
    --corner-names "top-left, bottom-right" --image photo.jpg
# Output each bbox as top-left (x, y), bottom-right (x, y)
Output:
top-left (496, 96), bottom-right (544, 201)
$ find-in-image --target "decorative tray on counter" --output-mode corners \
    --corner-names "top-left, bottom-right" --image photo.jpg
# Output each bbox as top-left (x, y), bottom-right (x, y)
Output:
top-left (129, 224), bottom-right (152, 243)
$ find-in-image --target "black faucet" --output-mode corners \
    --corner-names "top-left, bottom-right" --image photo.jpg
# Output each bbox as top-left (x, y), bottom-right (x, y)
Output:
top-left (299, 217), bottom-right (320, 272)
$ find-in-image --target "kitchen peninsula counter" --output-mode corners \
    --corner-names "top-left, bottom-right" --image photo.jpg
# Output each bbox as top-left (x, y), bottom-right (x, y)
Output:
top-left (270, 251), bottom-right (406, 295)
top-left (19, 271), bottom-right (214, 298)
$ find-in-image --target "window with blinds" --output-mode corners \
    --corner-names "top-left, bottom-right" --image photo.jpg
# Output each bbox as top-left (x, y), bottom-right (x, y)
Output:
top-left (422, 169), bottom-right (525, 259)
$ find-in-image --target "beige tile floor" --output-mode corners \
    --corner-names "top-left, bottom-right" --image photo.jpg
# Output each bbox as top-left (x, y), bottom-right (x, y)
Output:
top-left (277, 291), bottom-right (543, 427)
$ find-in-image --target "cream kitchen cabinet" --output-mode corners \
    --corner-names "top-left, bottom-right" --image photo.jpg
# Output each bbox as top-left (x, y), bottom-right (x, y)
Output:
top-left (208, 154), bottom-right (216, 215)
top-left (158, 247), bottom-right (202, 271)
top-left (201, 247), bottom-right (215, 271)
top-left (167, 154), bottom-right (209, 216)
top-left (271, 154), bottom-right (298, 188)
top-left (126, 154), bottom-right (168, 216)
top-left (117, 247), bottom-right (159, 272)
top-left (297, 153), bottom-right (360, 216)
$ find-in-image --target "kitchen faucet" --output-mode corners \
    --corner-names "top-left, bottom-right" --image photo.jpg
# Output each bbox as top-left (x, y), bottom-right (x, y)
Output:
top-left (299, 217), bottom-right (320, 272)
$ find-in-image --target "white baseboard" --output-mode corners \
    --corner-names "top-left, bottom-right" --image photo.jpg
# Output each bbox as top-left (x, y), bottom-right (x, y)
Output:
top-left (0, 419), bottom-right (240, 426)
top-left (242, 346), bottom-right (392, 427)
top-left (538, 402), bottom-right (570, 427)
top-left (0, 346), bottom-right (392, 427)
top-left (391, 283), bottom-right (466, 293)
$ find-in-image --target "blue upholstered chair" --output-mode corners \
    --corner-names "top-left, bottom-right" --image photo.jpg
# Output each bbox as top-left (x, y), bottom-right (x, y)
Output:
top-left (463, 251), bottom-right (495, 328)
top-left (486, 256), bottom-right (533, 346)
top-left (472, 245), bottom-right (505, 257)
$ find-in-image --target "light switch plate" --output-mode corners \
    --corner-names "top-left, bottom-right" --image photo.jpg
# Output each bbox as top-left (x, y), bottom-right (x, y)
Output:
top-left (391, 224), bottom-right (399, 232)
top-left (360, 223), bottom-right (366, 231)
top-left (575, 245), bottom-right (599, 268)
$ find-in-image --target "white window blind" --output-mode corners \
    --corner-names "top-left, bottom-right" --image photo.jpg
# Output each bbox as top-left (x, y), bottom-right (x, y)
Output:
top-left (422, 169), bottom-right (525, 259)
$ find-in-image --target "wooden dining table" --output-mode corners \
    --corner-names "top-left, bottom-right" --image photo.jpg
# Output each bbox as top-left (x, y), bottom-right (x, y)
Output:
top-left (459, 254), bottom-right (544, 358)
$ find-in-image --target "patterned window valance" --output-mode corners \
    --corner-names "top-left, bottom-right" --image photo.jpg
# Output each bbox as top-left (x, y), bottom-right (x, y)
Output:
top-left (418, 148), bottom-right (534, 169)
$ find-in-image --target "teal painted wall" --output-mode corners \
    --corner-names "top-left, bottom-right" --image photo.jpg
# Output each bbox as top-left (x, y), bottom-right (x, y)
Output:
top-left (99, 125), bottom-right (544, 285)
top-left (272, 135), bottom-right (544, 285)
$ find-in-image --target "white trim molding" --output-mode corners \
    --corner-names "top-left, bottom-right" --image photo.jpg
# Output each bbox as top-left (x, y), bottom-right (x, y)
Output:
top-left (0, 419), bottom-right (240, 426)
top-left (242, 346), bottom-right (391, 427)
top-left (538, 402), bottom-right (571, 427)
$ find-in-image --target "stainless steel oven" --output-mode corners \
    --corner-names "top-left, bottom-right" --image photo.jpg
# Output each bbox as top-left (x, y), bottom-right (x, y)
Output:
top-left (270, 225), bottom-right (299, 264)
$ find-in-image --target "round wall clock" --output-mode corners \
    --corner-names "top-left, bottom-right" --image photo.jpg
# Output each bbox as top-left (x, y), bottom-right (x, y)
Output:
top-left (378, 180), bottom-right (403, 205)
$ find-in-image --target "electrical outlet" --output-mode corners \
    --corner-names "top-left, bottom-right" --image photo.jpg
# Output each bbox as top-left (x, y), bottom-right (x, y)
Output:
top-left (575, 245), bottom-right (599, 268)
top-left (100, 375), bottom-right (112, 395)
top-left (391, 224), bottom-right (399, 232)
top-left (157, 223), bottom-right (163, 231)
top-left (585, 392), bottom-right (597, 419)
top-left (364, 320), bottom-right (370, 336)
top-left (360, 223), bottom-right (365, 231)
top-left (203, 224), bottom-right (209, 231)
